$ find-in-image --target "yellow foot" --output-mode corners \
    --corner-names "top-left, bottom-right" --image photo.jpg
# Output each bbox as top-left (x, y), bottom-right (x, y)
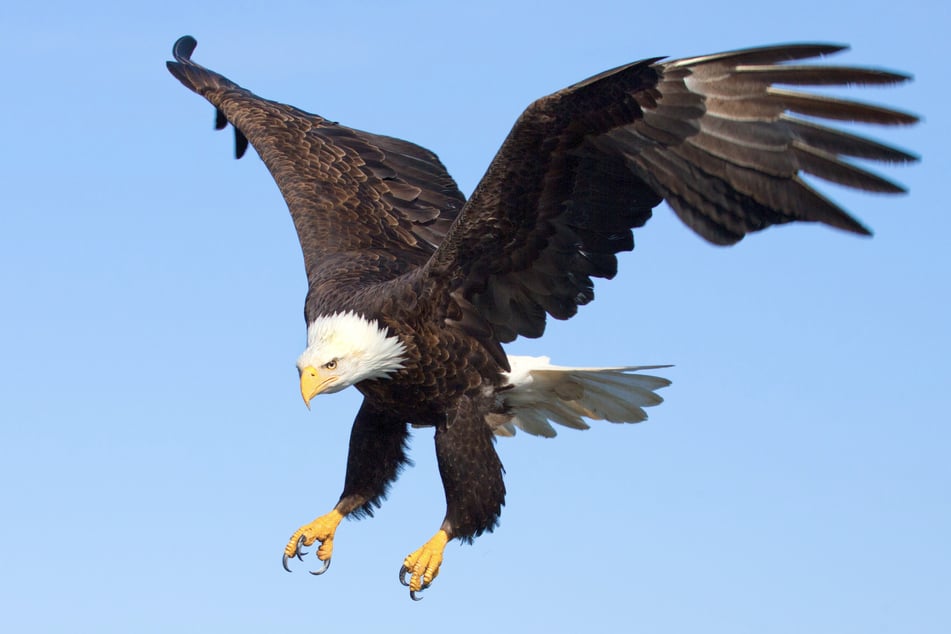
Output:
top-left (282, 509), bottom-right (343, 575)
top-left (400, 529), bottom-right (449, 600)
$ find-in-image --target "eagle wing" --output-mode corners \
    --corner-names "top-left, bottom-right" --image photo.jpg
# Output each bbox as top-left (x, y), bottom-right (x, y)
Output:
top-left (166, 36), bottom-right (466, 301)
top-left (425, 44), bottom-right (917, 352)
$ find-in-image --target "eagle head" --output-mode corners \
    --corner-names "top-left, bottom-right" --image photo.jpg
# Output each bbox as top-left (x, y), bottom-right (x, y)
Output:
top-left (296, 311), bottom-right (407, 408)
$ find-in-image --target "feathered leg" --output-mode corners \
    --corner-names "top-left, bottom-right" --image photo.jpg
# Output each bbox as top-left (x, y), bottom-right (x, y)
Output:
top-left (401, 395), bottom-right (506, 598)
top-left (284, 398), bottom-right (409, 574)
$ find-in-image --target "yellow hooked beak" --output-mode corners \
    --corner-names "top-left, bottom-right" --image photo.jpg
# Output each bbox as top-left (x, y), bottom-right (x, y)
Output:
top-left (300, 365), bottom-right (338, 409)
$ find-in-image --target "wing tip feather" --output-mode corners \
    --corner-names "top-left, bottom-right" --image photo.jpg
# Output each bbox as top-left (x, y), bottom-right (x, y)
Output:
top-left (172, 35), bottom-right (198, 64)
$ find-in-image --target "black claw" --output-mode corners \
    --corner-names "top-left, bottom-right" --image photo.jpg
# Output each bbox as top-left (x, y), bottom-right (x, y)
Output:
top-left (282, 535), bottom-right (309, 572)
top-left (410, 581), bottom-right (431, 601)
top-left (309, 557), bottom-right (331, 576)
top-left (400, 565), bottom-right (431, 600)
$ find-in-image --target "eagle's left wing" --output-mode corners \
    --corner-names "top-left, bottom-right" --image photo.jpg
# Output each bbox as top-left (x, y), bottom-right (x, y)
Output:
top-left (425, 44), bottom-right (917, 358)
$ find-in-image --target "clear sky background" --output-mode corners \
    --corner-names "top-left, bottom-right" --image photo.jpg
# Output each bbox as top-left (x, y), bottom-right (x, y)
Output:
top-left (1, 1), bottom-right (948, 632)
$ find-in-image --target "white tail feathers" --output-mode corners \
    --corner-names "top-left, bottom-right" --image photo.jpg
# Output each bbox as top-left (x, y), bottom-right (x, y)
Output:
top-left (494, 355), bottom-right (672, 438)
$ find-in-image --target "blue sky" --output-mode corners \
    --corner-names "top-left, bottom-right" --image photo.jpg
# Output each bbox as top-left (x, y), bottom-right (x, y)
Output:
top-left (1, 1), bottom-right (948, 632)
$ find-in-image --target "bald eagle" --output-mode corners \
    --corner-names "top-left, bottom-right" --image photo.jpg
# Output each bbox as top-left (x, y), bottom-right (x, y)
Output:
top-left (167, 36), bottom-right (916, 599)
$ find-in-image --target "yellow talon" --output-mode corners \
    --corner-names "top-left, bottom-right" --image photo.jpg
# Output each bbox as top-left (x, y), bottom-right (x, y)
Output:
top-left (283, 509), bottom-right (343, 572)
top-left (401, 529), bottom-right (450, 594)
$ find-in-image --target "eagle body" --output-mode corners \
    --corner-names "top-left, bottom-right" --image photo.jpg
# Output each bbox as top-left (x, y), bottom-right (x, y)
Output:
top-left (167, 36), bottom-right (916, 598)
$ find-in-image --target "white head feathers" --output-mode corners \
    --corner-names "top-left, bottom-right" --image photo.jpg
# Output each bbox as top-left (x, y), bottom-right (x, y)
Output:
top-left (296, 311), bottom-right (407, 393)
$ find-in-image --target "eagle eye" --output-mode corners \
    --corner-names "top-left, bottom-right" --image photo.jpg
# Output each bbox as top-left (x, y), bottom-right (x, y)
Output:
top-left (324, 359), bottom-right (337, 370)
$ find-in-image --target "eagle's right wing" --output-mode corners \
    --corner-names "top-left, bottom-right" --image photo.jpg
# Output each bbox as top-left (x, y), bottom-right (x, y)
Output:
top-left (167, 36), bottom-right (466, 303)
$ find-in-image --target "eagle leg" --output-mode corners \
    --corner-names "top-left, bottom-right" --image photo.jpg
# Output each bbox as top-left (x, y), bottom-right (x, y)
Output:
top-left (282, 509), bottom-right (343, 575)
top-left (398, 395), bottom-right (506, 599)
top-left (400, 529), bottom-right (449, 600)
top-left (283, 401), bottom-right (411, 579)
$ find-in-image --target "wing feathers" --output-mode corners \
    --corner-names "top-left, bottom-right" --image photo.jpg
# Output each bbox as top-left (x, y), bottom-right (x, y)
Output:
top-left (767, 88), bottom-right (919, 124)
top-left (169, 37), bottom-right (915, 356)
top-left (668, 43), bottom-right (848, 68)
top-left (792, 143), bottom-right (906, 193)
top-left (167, 36), bottom-right (466, 314)
top-left (738, 64), bottom-right (913, 86)
top-left (784, 117), bottom-right (917, 163)
top-left (615, 46), bottom-right (916, 245)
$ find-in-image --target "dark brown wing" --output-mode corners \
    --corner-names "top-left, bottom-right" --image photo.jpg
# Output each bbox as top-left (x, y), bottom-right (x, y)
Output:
top-left (166, 36), bottom-right (465, 294)
top-left (426, 43), bottom-right (917, 350)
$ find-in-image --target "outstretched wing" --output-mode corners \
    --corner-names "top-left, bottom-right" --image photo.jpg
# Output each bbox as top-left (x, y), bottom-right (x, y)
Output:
top-left (166, 36), bottom-right (466, 293)
top-left (427, 44), bottom-right (917, 349)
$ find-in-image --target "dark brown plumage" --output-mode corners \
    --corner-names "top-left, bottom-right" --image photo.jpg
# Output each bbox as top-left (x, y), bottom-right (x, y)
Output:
top-left (166, 35), bottom-right (916, 598)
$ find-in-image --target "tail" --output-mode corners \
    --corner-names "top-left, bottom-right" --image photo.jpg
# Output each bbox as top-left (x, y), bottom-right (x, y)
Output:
top-left (495, 355), bottom-right (672, 438)
top-left (166, 35), bottom-right (250, 158)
